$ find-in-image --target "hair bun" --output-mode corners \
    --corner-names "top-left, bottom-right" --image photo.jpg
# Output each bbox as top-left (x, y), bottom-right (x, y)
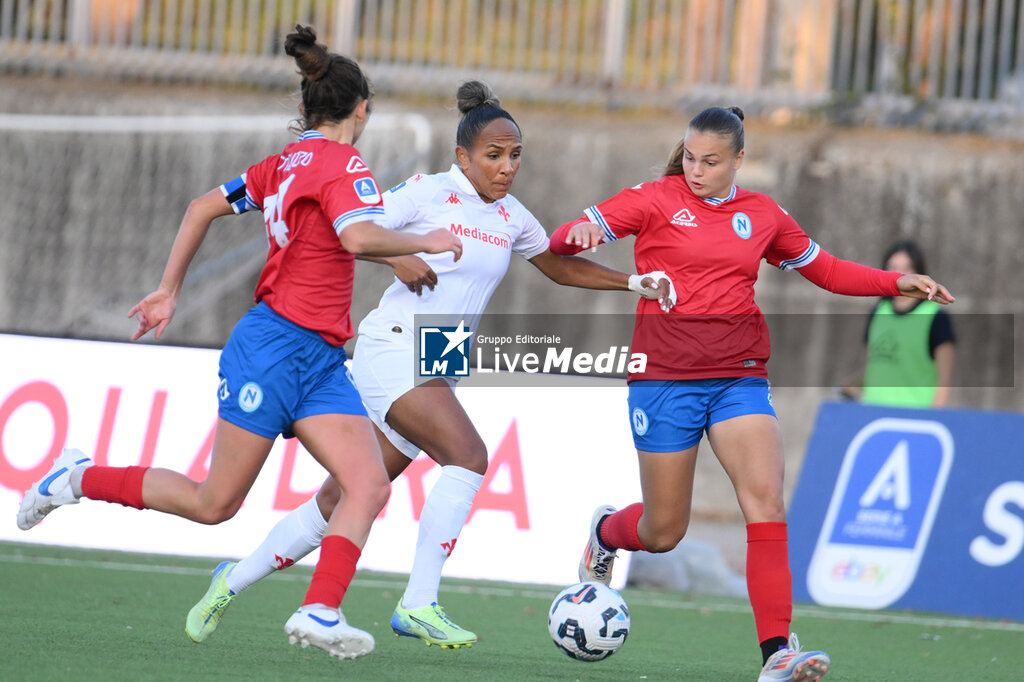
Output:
top-left (727, 106), bottom-right (745, 121)
top-left (285, 24), bottom-right (330, 82)
top-left (456, 80), bottom-right (501, 114)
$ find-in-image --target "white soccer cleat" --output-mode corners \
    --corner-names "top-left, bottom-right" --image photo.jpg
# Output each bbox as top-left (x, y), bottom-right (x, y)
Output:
top-left (17, 448), bottom-right (93, 530)
top-left (758, 633), bottom-right (831, 681)
top-left (285, 604), bottom-right (374, 660)
top-left (578, 504), bottom-right (618, 585)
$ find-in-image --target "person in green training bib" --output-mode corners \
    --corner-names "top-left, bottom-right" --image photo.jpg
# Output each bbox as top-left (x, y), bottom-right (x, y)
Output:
top-left (846, 240), bottom-right (956, 408)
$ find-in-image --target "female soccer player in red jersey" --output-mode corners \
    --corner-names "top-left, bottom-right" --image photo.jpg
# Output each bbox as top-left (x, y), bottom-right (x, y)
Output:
top-left (550, 106), bottom-right (954, 682)
top-left (16, 25), bottom-right (461, 661)
top-left (181, 80), bottom-right (674, 650)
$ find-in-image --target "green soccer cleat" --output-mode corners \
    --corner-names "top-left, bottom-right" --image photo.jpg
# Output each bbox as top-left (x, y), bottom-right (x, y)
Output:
top-left (390, 601), bottom-right (478, 649)
top-left (185, 561), bottom-right (236, 643)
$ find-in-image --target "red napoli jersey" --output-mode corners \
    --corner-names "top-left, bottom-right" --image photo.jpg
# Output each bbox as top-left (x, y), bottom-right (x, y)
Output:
top-left (220, 131), bottom-right (385, 346)
top-left (582, 174), bottom-right (818, 381)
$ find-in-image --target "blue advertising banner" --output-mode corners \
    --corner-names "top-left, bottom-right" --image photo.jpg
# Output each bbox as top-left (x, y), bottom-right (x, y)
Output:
top-left (789, 401), bottom-right (1024, 621)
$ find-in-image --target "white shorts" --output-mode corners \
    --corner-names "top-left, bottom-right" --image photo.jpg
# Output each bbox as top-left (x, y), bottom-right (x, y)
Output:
top-left (350, 332), bottom-right (455, 460)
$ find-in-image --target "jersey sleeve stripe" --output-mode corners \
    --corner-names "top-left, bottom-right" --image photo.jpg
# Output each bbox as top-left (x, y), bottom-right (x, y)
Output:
top-left (220, 173), bottom-right (256, 214)
top-left (584, 205), bottom-right (618, 242)
top-left (333, 206), bottom-right (386, 234)
top-left (778, 240), bottom-right (820, 270)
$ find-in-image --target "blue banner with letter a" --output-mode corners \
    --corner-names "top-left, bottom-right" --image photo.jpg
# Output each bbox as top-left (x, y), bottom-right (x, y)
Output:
top-left (789, 401), bottom-right (1024, 621)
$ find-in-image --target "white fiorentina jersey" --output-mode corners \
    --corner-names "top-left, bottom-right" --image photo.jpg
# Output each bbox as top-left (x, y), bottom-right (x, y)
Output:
top-left (357, 164), bottom-right (549, 338)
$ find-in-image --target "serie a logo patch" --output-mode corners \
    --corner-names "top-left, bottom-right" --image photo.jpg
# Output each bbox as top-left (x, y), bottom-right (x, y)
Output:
top-left (354, 177), bottom-right (380, 204)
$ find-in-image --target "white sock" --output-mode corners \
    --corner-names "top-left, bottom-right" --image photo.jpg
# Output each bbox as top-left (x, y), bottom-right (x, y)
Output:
top-left (69, 467), bottom-right (86, 498)
top-left (401, 465), bottom-right (483, 609)
top-left (227, 496), bottom-right (327, 593)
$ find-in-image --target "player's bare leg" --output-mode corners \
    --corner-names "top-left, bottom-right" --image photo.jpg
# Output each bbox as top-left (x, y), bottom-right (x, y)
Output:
top-left (283, 413), bottom-right (389, 660)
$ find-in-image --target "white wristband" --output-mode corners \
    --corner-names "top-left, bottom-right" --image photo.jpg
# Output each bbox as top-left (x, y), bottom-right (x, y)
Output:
top-left (629, 271), bottom-right (677, 312)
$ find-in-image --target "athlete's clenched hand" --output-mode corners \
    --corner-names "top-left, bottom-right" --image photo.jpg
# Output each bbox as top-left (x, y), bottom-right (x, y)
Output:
top-left (392, 255), bottom-right (438, 295)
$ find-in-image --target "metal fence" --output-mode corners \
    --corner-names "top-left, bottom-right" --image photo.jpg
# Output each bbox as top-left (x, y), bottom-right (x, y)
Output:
top-left (2, 1), bottom-right (1022, 126)
top-left (831, 0), bottom-right (1024, 128)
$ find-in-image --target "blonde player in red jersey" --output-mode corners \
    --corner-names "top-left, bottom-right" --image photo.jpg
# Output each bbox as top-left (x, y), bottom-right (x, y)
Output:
top-left (551, 106), bottom-right (954, 682)
top-left (16, 25), bottom-right (461, 662)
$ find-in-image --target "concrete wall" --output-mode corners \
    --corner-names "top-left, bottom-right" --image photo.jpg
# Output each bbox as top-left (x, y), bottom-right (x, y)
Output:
top-left (2, 75), bottom-right (1020, 525)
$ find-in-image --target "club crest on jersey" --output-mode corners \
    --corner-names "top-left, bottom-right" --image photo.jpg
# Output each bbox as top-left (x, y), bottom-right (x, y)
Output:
top-left (671, 208), bottom-right (698, 228)
top-left (354, 177), bottom-right (381, 204)
top-left (238, 382), bottom-right (263, 413)
top-left (498, 205), bottom-right (510, 222)
top-left (632, 407), bottom-right (649, 436)
top-left (346, 156), bottom-right (369, 173)
top-left (732, 212), bottom-right (752, 239)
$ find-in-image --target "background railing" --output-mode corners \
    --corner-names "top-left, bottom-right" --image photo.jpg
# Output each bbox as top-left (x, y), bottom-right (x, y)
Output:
top-left (830, 0), bottom-right (1024, 128)
top-left (2, 1), bottom-right (1022, 128)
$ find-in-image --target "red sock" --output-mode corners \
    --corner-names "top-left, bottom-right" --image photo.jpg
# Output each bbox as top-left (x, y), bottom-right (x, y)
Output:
top-left (80, 466), bottom-right (147, 510)
top-left (303, 535), bottom-right (361, 609)
top-left (599, 503), bottom-right (648, 551)
top-left (746, 521), bottom-right (792, 644)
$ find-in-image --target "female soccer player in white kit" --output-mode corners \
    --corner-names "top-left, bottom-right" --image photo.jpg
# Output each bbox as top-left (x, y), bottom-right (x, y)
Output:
top-left (184, 80), bottom-right (674, 648)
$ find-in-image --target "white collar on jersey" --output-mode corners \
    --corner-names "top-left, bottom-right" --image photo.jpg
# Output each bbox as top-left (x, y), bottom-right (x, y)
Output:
top-left (298, 130), bottom-right (327, 141)
top-left (446, 163), bottom-right (511, 208)
top-left (701, 184), bottom-right (737, 206)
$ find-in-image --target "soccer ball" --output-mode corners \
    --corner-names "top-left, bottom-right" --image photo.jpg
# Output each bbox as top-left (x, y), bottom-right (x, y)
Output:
top-left (547, 581), bottom-right (630, 661)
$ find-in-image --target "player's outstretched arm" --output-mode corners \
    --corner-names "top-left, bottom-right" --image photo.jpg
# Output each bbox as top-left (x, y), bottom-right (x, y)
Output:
top-left (797, 248), bottom-right (954, 304)
top-left (340, 221), bottom-right (462, 261)
top-left (528, 248), bottom-right (626, 288)
top-left (128, 189), bottom-right (233, 341)
top-left (528, 250), bottom-right (676, 312)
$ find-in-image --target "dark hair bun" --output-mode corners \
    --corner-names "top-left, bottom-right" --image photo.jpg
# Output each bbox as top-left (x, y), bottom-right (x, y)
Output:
top-left (456, 80), bottom-right (501, 115)
top-left (727, 106), bottom-right (745, 121)
top-left (285, 24), bottom-right (330, 82)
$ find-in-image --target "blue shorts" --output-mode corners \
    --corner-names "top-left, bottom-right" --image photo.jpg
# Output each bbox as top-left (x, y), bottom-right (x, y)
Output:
top-left (218, 302), bottom-right (366, 439)
top-left (627, 377), bottom-right (776, 452)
